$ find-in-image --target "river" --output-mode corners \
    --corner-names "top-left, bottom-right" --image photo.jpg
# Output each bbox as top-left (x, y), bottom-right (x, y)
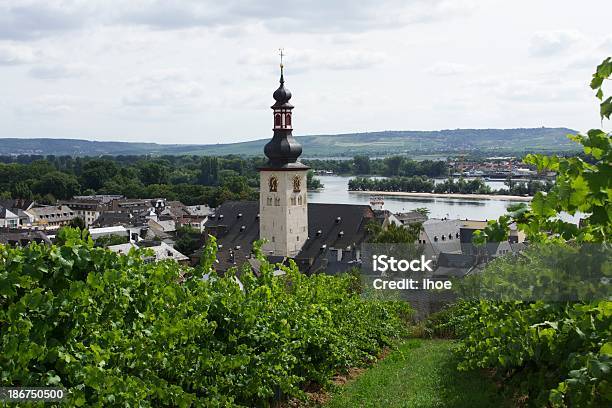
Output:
top-left (308, 175), bottom-right (527, 221)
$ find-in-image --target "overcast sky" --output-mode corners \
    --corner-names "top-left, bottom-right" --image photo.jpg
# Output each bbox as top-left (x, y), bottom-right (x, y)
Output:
top-left (0, 0), bottom-right (610, 144)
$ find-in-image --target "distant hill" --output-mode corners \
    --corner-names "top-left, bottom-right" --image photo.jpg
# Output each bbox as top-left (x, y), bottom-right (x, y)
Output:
top-left (0, 128), bottom-right (580, 157)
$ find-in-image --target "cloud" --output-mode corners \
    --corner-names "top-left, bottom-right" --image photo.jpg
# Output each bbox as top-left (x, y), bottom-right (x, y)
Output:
top-left (324, 50), bottom-right (387, 70)
top-left (529, 29), bottom-right (585, 57)
top-left (0, 1), bottom-right (89, 40)
top-left (14, 94), bottom-right (83, 115)
top-left (599, 35), bottom-right (612, 51)
top-left (566, 55), bottom-right (603, 70)
top-left (409, 0), bottom-right (476, 24)
top-left (0, 42), bottom-right (38, 64)
top-left (28, 63), bottom-right (89, 79)
top-left (426, 62), bottom-right (470, 76)
top-left (121, 69), bottom-right (206, 111)
top-left (473, 75), bottom-right (585, 104)
top-left (0, 0), bottom-right (476, 41)
top-left (238, 48), bottom-right (386, 73)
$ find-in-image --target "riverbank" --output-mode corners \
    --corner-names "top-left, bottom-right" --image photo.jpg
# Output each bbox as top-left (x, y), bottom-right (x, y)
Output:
top-left (351, 190), bottom-right (532, 202)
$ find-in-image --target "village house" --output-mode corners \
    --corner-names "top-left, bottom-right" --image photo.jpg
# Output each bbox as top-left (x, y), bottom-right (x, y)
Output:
top-left (24, 205), bottom-right (77, 229)
top-left (0, 205), bottom-right (19, 228)
top-left (59, 195), bottom-right (122, 227)
top-left (0, 199), bottom-right (35, 227)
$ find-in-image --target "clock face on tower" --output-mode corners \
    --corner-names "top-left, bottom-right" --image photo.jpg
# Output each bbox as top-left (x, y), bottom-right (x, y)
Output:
top-left (293, 175), bottom-right (301, 192)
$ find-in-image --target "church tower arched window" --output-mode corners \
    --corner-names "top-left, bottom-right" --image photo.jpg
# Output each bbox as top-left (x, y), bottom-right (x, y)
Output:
top-left (293, 175), bottom-right (301, 192)
top-left (269, 176), bottom-right (278, 192)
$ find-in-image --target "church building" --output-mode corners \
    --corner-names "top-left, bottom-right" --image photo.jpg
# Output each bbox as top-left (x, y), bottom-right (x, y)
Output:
top-left (203, 61), bottom-right (379, 274)
top-left (259, 60), bottom-right (309, 257)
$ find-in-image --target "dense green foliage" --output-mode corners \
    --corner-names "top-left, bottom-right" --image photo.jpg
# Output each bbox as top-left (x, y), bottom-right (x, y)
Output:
top-left (349, 176), bottom-right (435, 193)
top-left (0, 229), bottom-right (410, 407)
top-left (452, 300), bottom-right (610, 407)
top-left (498, 178), bottom-right (555, 196)
top-left (306, 169), bottom-right (323, 189)
top-left (307, 155), bottom-right (448, 177)
top-left (0, 155), bottom-right (260, 206)
top-left (437, 58), bottom-right (612, 407)
top-left (173, 226), bottom-right (206, 257)
top-left (0, 155), bottom-right (334, 208)
top-left (366, 221), bottom-right (422, 244)
top-left (348, 175), bottom-right (552, 196)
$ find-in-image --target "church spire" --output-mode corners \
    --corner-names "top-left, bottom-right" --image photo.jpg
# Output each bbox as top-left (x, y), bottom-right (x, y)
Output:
top-left (263, 50), bottom-right (307, 169)
top-left (272, 49), bottom-right (292, 108)
top-left (279, 48), bottom-right (285, 83)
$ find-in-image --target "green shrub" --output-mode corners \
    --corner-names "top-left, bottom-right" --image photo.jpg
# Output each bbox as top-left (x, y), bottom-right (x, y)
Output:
top-left (452, 300), bottom-right (611, 407)
top-left (0, 228), bottom-right (410, 407)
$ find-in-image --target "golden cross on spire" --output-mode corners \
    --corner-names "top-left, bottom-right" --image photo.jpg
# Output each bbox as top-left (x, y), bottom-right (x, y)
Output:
top-left (279, 48), bottom-right (285, 68)
top-left (278, 48), bottom-right (285, 81)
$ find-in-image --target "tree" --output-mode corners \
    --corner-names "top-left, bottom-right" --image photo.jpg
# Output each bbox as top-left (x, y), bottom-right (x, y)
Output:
top-left (32, 171), bottom-right (80, 199)
top-left (94, 234), bottom-right (129, 247)
top-left (366, 221), bottom-right (421, 244)
top-left (414, 207), bottom-right (430, 217)
top-left (10, 181), bottom-right (33, 199)
top-left (145, 184), bottom-right (177, 200)
top-left (68, 217), bottom-right (86, 230)
top-left (353, 155), bottom-right (371, 175)
top-left (383, 156), bottom-right (404, 176)
top-left (138, 160), bottom-right (170, 185)
top-left (198, 156), bottom-right (219, 185)
top-left (81, 159), bottom-right (119, 190)
top-left (306, 170), bottom-right (323, 190)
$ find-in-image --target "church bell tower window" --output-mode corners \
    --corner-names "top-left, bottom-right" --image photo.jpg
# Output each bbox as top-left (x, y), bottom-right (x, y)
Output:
top-left (269, 176), bottom-right (278, 192)
top-left (293, 175), bottom-right (301, 192)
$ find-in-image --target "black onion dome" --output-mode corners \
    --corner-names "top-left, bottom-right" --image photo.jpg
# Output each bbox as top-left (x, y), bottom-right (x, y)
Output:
top-left (264, 133), bottom-right (303, 166)
top-left (272, 74), bottom-right (293, 108)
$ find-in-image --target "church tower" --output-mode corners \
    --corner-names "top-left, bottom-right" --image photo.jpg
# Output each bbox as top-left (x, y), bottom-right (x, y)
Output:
top-left (259, 53), bottom-right (309, 257)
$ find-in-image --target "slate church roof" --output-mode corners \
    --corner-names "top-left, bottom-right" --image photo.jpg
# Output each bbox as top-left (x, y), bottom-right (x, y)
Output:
top-left (203, 201), bottom-right (376, 274)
